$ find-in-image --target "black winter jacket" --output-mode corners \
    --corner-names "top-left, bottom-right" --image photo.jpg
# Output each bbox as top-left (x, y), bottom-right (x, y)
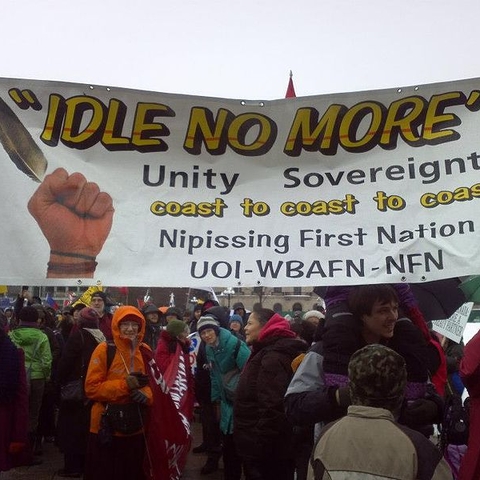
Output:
top-left (233, 336), bottom-right (307, 461)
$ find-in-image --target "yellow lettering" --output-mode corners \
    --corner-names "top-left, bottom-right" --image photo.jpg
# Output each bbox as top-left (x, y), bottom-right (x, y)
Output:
top-left (339, 101), bottom-right (383, 150)
top-left (284, 105), bottom-right (344, 156)
top-left (183, 107), bottom-right (232, 154)
top-left (132, 103), bottom-right (172, 150)
top-left (280, 195), bottom-right (358, 216)
top-left (150, 198), bottom-right (227, 217)
top-left (381, 96), bottom-right (425, 147)
top-left (423, 92), bottom-right (463, 143)
top-left (63, 96), bottom-right (104, 143)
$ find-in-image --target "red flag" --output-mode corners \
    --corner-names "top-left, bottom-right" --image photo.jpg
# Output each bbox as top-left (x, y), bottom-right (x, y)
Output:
top-left (285, 70), bottom-right (296, 98)
top-left (163, 343), bottom-right (195, 418)
top-left (141, 347), bottom-right (191, 480)
top-left (118, 286), bottom-right (129, 296)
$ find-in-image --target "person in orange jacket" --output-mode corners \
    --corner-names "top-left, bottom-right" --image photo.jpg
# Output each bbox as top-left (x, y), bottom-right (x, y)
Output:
top-left (84, 306), bottom-right (153, 480)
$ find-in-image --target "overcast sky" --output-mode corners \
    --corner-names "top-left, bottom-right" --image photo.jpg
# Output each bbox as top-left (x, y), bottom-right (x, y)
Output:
top-left (2, 0), bottom-right (480, 100)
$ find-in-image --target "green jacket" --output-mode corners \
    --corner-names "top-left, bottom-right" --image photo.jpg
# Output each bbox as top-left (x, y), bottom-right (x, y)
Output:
top-left (206, 328), bottom-right (250, 434)
top-left (9, 326), bottom-right (52, 380)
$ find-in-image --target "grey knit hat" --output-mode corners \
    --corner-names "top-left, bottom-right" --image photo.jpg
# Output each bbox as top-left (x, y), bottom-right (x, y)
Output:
top-left (197, 316), bottom-right (220, 335)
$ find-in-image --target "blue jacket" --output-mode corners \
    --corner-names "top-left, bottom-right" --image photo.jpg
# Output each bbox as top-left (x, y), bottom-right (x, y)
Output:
top-left (205, 328), bottom-right (250, 434)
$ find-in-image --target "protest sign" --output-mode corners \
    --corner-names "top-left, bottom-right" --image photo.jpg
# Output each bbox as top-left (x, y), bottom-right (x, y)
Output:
top-left (2, 77), bottom-right (480, 286)
top-left (431, 302), bottom-right (474, 343)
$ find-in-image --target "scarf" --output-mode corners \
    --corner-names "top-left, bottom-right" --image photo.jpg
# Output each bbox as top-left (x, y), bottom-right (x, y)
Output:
top-left (83, 327), bottom-right (106, 344)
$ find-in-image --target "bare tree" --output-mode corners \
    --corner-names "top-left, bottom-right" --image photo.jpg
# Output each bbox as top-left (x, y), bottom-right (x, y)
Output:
top-left (253, 286), bottom-right (266, 308)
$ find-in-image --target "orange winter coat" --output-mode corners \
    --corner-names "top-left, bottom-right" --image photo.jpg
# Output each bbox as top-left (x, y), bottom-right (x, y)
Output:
top-left (84, 306), bottom-right (153, 435)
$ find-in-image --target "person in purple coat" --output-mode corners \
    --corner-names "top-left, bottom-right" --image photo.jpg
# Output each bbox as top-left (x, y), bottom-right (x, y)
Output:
top-left (0, 328), bottom-right (28, 472)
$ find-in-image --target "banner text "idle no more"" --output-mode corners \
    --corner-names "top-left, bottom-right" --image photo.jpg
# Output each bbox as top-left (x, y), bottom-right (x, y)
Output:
top-left (37, 90), bottom-right (479, 155)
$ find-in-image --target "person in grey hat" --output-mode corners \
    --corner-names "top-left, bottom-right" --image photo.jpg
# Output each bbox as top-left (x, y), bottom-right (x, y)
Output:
top-left (196, 315), bottom-right (250, 479)
top-left (142, 304), bottom-right (162, 350)
top-left (89, 291), bottom-right (113, 341)
top-left (308, 344), bottom-right (451, 480)
top-left (232, 302), bottom-right (250, 324)
top-left (192, 314), bottom-right (223, 472)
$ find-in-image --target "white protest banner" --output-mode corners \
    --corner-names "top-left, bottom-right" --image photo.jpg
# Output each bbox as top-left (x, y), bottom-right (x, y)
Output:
top-left (431, 302), bottom-right (474, 343)
top-left (2, 77), bottom-right (480, 287)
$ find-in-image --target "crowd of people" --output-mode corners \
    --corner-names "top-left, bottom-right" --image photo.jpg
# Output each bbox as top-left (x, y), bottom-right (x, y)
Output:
top-left (0, 284), bottom-right (480, 479)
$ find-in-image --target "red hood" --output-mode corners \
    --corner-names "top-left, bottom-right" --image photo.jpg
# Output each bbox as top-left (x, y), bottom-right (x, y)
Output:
top-left (258, 313), bottom-right (296, 341)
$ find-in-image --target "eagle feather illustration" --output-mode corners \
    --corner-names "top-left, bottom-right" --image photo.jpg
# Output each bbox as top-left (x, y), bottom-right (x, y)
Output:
top-left (0, 96), bottom-right (48, 182)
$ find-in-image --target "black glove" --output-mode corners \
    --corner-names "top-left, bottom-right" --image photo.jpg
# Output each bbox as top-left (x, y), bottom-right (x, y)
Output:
top-left (402, 398), bottom-right (438, 427)
top-left (126, 372), bottom-right (149, 390)
top-left (126, 375), bottom-right (140, 390)
top-left (130, 371), bottom-right (149, 388)
top-left (336, 387), bottom-right (351, 408)
top-left (130, 389), bottom-right (149, 405)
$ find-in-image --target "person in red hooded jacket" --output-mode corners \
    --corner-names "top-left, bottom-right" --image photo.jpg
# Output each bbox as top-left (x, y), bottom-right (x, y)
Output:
top-left (233, 308), bottom-right (308, 480)
top-left (458, 328), bottom-right (480, 480)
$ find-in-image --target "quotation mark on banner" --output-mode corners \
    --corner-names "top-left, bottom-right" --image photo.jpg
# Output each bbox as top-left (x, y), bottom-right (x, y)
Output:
top-left (8, 88), bottom-right (42, 110)
top-left (466, 90), bottom-right (480, 111)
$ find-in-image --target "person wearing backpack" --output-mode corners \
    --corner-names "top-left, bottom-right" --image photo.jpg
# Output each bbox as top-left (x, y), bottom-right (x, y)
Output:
top-left (197, 315), bottom-right (250, 480)
top-left (8, 306), bottom-right (52, 466)
top-left (83, 306), bottom-right (153, 480)
top-left (233, 308), bottom-right (308, 480)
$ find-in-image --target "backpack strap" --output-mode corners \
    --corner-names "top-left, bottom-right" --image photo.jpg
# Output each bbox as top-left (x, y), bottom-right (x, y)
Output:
top-left (106, 341), bottom-right (116, 372)
top-left (291, 353), bottom-right (306, 373)
top-left (235, 338), bottom-right (242, 358)
top-left (233, 338), bottom-right (242, 366)
top-left (105, 341), bottom-right (152, 372)
top-left (105, 341), bottom-right (153, 371)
